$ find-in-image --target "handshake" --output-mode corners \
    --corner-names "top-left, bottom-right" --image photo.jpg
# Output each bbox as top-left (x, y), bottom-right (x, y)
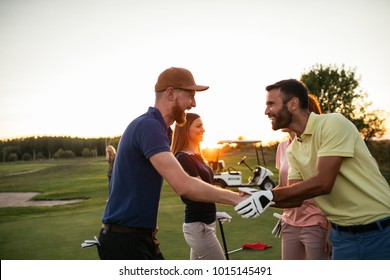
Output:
top-left (234, 187), bottom-right (275, 218)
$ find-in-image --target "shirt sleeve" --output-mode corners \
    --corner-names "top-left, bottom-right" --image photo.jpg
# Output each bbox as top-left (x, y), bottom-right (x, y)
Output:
top-left (135, 118), bottom-right (171, 159)
top-left (317, 114), bottom-right (356, 158)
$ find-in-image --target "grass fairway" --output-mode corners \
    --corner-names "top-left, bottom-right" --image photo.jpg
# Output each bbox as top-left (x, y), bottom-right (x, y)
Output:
top-left (0, 152), bottom-right (284, 260)
top-left (0, 158), bottom-right (108, 260)
top-left (2, 151), bottom-right (388, 260)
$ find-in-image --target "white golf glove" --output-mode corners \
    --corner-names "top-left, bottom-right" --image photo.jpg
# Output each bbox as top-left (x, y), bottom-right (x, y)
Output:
top-left (234, 187), bottom-right (275, 218)
top-left (216, 212), bottom-right (232, 223)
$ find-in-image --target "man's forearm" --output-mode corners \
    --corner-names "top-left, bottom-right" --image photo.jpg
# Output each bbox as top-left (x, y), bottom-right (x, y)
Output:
top-left (273, 200), bottom-right (303, 208)
top-left (272, 177), bottom-right (329, 204)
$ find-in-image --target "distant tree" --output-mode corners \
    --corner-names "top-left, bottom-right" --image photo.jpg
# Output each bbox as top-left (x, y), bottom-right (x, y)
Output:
top-left (301, 64), bottom-right (387, 141)
top-left (8, 153), bottom-right (18, 161)
top-left (36, 151), bottom-right (46, 160)
top-left (2, 146), bottom-right (20, 162)
top-left (21, 153), bottom-right (32, 161)
top-left (53, 149), bottom-right (75, 159)
top-left (81, 148), bottom-right (93, 158)
top-left (357, 109), bottom-right (387, 141)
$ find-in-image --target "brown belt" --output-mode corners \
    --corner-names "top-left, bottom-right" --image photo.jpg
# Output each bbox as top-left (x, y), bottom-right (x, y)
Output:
top-left (102, 224), bottom-right (153, 234)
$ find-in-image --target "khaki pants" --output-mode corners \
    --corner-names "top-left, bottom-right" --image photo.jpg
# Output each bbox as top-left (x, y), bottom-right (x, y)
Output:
top-left (183, 221), bottom-right (225, 260)
top-left (281, 222), bottom-right (329, 260)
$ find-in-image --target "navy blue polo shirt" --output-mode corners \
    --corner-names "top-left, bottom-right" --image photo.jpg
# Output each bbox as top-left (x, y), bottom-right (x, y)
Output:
top-left (102, 107), bottom-right (172, 229)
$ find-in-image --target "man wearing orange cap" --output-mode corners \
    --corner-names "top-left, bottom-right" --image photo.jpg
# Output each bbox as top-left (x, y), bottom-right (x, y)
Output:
top-left (98, 67), bottom-right (245, 260)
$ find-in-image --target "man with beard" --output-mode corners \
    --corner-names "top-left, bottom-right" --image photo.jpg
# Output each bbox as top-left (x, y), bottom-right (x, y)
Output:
top-left (98, 67), bottom-right (245, 260)
top-left (235, 79), bottom-right (390, 259)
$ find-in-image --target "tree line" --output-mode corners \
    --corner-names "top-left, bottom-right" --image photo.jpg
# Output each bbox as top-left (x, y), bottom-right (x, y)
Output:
top-left (0, 136), bottom-right (120, 162)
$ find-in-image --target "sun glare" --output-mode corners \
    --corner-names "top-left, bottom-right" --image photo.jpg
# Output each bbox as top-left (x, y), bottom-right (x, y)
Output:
top-left (200, 141), bottom-right (221, 150)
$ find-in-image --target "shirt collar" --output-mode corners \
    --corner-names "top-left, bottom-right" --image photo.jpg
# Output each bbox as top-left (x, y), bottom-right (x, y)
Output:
top-left (301, 112), bottom-right (319, 137)
top-left (147, 106), bottom-right (173, 139)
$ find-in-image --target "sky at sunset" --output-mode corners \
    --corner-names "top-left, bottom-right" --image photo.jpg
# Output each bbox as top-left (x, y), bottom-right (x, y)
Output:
top-left (1, 0), bottom-right (389, 148)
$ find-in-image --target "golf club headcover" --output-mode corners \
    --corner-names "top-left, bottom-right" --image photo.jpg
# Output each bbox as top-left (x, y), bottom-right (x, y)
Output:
top-left (234, 187), bottom-right (275, 218)
top-left (216, 211), bottom-right (232, 223)
top-left (81, 236), bottom-right (100, 248)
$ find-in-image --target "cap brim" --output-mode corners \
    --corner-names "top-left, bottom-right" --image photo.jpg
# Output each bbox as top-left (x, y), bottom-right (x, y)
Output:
top-left (180, 85), bottom-right (209, 91)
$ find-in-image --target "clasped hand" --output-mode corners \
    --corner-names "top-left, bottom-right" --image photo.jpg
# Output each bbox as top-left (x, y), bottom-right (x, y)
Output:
top-left (234, 187), bottom-right (275, 218)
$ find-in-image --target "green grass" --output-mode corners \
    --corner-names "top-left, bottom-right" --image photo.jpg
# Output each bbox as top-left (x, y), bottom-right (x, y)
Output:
top-left (1, 151), bottom-right (389, 260)
top-left (0, 158), bottom-right (108, 260)
top-left (0, 154), bottom-right (283, 260)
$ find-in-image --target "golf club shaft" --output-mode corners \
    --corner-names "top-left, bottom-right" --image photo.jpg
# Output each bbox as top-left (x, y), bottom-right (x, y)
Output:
top-left (218, 219), bottom-right (229, 260)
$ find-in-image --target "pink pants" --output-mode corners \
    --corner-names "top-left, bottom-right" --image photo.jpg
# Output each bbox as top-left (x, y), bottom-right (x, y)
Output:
top-left (282, 222), bottom-right (330, 260)
top-left (183, 222), bottom-right (225, 260)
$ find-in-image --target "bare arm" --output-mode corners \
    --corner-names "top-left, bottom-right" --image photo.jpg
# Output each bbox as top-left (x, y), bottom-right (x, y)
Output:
top-left (272, 172), bottom-right (303, 208)
top-left (149, 151), bottom-right (243, 206)
top-left (272, 156), bottom-right (343, 206)
top-left (273, 179), bottom-right (303, 208)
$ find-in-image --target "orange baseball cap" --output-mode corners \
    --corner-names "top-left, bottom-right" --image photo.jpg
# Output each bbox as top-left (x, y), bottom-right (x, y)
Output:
top-left (155, 67), bottom-right (209, 92)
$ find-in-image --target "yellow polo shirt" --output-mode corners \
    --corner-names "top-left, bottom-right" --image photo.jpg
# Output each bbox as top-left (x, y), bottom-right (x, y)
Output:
top-left (287, 113), bottom-right (390, 225)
